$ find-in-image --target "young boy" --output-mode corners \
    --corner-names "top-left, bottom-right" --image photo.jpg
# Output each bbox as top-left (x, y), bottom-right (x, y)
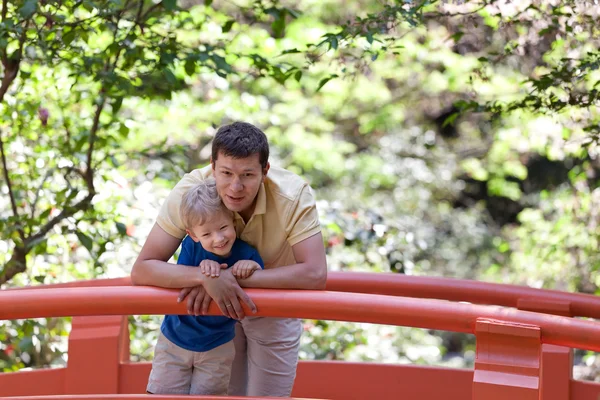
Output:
top-left (146, 178), bottom-right (263, 395)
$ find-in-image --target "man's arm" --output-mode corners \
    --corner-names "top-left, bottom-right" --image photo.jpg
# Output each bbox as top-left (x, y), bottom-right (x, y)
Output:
top-left (236, 232), bottom-right (327, 290)
top-left (131, 223), bottom-right (206, 288)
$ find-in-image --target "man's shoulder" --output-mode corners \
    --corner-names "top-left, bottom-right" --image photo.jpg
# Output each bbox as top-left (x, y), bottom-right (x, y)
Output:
top-left (265, 165), bottom-right (310, 201)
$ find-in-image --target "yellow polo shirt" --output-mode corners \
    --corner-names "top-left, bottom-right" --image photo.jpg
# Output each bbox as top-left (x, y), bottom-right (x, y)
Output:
top-left (156, 165), bottom-right (321, 269)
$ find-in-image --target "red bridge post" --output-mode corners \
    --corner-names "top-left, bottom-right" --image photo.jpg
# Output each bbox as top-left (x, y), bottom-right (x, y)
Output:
top-left (65, 315), bottom-right (130, 394)
top-left (473, 318), bottom-right (542, 400)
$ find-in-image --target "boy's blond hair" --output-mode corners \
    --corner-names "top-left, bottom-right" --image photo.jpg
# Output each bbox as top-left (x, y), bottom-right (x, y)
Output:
top-left (180, 179), bottom-right (232, 230)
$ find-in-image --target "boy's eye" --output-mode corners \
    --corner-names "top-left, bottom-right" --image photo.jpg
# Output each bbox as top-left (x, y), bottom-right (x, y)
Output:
top-left (220, 225), bottom-right (227, 230)
top-left (202, 233), bottom-right (210, 237)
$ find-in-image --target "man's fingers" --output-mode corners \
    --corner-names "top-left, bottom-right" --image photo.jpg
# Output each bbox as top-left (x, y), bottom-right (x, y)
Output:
top-left (216, 300), bottom-right (235, 319)
top-left (186, 288), bottom-right (199, 314)
top-left (228, 296), bottom-right (244, 320)
top-left (178, 287), bottom-right (192, 303)
top-left (236, 287), bottom-right (257, 314)
top-left (193, 291), bottom-right (204, 315)
top-left (201, 293), bottom-right (212, 315)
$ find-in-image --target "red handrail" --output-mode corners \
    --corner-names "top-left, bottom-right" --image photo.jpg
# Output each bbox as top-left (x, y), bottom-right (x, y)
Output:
top-left (9, 272), bottom-right (600, 318)
top-left (2, 286), bottom-right (600, 352)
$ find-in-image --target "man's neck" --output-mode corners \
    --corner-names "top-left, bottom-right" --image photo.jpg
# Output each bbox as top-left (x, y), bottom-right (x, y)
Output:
top-left (239, 200), bottom-right (257, 223)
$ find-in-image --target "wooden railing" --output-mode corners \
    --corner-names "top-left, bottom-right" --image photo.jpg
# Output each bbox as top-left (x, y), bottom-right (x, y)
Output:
top-left (1, 273), bottom-right (600, 400)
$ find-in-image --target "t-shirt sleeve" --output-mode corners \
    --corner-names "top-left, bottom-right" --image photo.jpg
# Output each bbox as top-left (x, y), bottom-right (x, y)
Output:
top-left (248, 247), bottom-right (265, 269)
top-left (156, 172), bottom-right (204, 239)
top-left (285, 184), bottom-right (321, 247)
top-left (177, 239), bottom-right (195, 266)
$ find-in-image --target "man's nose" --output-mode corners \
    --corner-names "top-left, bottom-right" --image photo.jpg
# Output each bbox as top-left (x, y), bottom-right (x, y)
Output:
top-left (230, 177), bottom-right (243, 192)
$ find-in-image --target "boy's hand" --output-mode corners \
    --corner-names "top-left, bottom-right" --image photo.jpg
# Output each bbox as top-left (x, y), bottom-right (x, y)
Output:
top-left (199, 260), bottom-right (228, 278)
top-left (231, 260), bottom-right (261, 279)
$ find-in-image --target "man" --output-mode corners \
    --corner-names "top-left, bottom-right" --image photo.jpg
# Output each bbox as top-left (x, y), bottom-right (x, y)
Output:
top-left (131, 121), bottom-right (328, 397)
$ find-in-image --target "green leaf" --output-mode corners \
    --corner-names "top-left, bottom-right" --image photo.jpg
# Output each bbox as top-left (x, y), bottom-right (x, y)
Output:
top-left (205, 0), bottom-right (212, 5)
top-left (119, 123), bottom-right (130, 138)
top-left (294, 70), bottom-right (302, 82)
top-left (38, 208), bottom-right (51, 220)
top-left (366, 33), bottom-right (373, 44)
top-left (316, 74), bottom-right (338, 92)
top-left (19, 0), bottom-right (38, 18)
top-left (442, 112), bottom-right (459, 127)
top-left (112, 97), bottom-right (124, 114)
top-left (272, 13), bottom-right (286, 38)
top-left (162, 0), bottom-right (177, 11)
top-left (451, 31), bottom-right (464, 43)
top-left (329, 36), bottom-right (338, 50)
top-left (116, 222), bottom-right (127, 236)
top-left (280, 48), bottom-right (301, 55)
top-left (222, 20), bottom-right (235, 33)
top-left (63, 30), bottom-right (76, 46)
top-left (185, 59), bottom-right (196, 76)
top-left (33, 275), bottom-right (46, 284)
top-left (76, 232), bottom-right (94, 253)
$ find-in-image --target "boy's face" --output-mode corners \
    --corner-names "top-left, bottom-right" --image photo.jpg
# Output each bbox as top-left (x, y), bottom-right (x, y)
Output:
top-left (212, 151), bottom-right (269, 220)
top-left (187, 209), bottom-right (236, 257)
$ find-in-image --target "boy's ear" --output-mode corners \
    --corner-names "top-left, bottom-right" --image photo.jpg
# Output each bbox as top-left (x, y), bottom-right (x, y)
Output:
top-left (186, 229), bottom-right (199, 242)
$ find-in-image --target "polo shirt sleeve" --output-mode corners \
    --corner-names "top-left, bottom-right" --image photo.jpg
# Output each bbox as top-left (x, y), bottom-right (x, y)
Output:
top-left (285, 184), bottom-right (321, 247)
top-left (156, 172), bottom-right (203, 239)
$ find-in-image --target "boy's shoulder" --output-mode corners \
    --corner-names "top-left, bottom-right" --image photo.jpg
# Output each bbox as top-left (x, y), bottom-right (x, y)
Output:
top-left (232, 238), bottom-right (259, 256)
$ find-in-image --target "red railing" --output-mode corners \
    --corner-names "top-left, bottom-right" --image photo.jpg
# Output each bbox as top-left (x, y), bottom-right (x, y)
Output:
top-left (1, 273), bottom-right (600, 400)
top-left (13, 271), bottom-right (600, 318)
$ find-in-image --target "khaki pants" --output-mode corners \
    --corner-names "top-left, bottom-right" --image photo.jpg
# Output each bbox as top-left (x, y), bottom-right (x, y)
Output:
top-left (147, 332), bottom-right (235, 395)
top-left (228, 317), bottom-right (302, 397)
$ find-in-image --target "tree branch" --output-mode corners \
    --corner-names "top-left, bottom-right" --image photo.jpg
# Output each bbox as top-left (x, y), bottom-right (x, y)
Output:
top-left (85, 95), bottom-right (105, 191)
top-left (26, 190), bottom-right (95, 246)
top-left (0, 247), bottom-right (27, 286)
top-left (0, 129), bottom-right (25, 242)
top-left (1, 0), bottom-right (7, 22)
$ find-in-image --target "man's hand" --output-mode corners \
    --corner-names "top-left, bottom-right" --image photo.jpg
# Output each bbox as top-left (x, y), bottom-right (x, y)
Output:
top-left (231, 260), bottom-right (261, 279)
top-left (178, 286), bottom-right (213, 316)
top-left (199, 260), bottom-right (228, 278)
top-left (202, 269), bottom-right (257, 320)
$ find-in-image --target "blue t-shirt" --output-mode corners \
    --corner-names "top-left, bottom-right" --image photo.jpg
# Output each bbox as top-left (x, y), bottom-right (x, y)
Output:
top-left (161, 236), bottom-right (264, 352)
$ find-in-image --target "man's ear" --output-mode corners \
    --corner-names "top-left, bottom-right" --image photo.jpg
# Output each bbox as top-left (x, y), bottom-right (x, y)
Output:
top-left (210, 156), bottom-right (215, 170)
top-left (262, 162), bottom-right (270, 181)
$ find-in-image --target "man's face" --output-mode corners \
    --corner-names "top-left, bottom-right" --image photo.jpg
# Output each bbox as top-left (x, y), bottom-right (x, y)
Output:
top-left (212, 152), bottom-right (269, 219)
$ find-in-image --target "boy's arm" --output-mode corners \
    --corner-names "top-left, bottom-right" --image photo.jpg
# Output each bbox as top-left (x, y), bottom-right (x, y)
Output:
top-left (134, 224), bottom-right (256, 319)
top-left (236, 232), bottom-right (327, 289)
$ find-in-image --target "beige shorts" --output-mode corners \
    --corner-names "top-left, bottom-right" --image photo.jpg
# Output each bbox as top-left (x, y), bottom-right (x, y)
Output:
top-left (146, 331), bottom-right (235, 395)
top-left (228, 317), bottom-right (302, 397)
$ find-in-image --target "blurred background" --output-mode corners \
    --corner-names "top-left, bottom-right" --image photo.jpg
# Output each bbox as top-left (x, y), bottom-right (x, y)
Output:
top-left (1, 0), bottom-right (599, 381)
